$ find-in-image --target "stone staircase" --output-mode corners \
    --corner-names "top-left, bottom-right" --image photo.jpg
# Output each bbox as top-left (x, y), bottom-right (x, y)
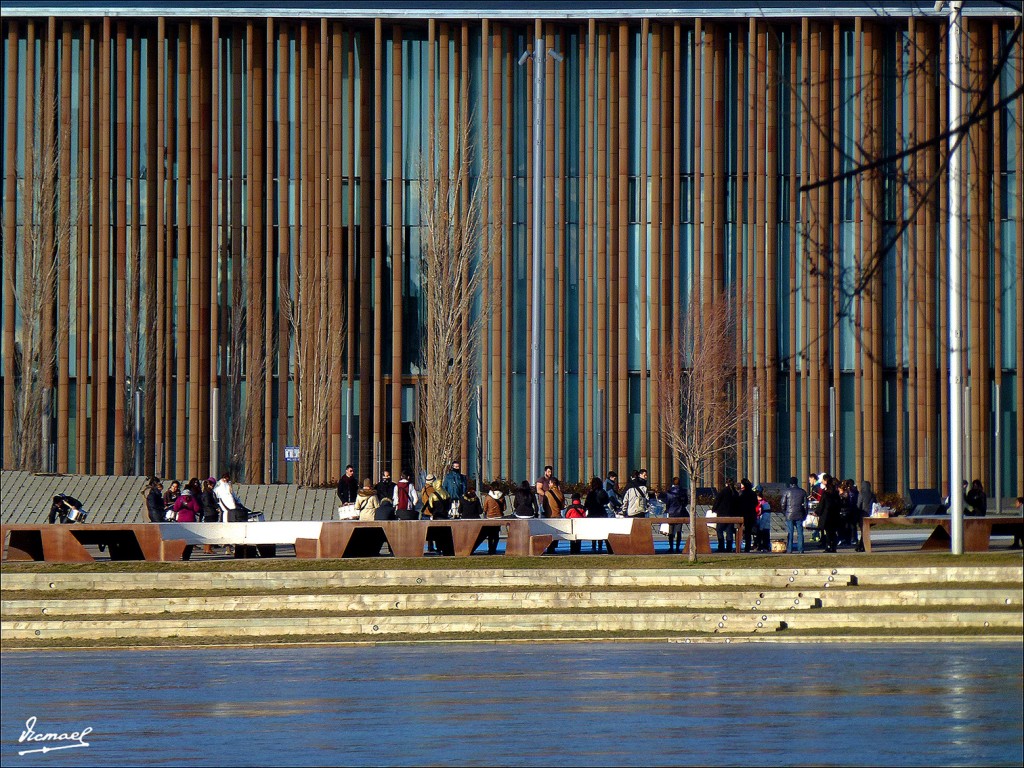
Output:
top-left (2, 566), bottom-right (1021, 647)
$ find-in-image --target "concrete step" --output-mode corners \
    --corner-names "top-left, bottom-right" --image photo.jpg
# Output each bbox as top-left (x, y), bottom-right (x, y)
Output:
top-left (1, 589), bottom-right (819, 618)
top-left (9, 585), bottom-right (1019, 620)
top-left (8, 565), bottom-right (1017, 595)
top-left (0, 567), bottom-right (870, 593)
top-left (813, 588), bottom-right (1022, 609)
top-left (765, 610), bottom-right (1023, 631)
top-left (1, 611), bottom-right (786, 641)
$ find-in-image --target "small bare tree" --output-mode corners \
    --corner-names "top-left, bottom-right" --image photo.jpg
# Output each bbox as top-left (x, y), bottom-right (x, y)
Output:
top-left (414, 116), bottom-right (496, 478)
top-left (282, 249), bottom-right (344, 487)
top-left (658, 293), bottom-right (751, 561)
top-left (1, 120), bottom-right (78, 471)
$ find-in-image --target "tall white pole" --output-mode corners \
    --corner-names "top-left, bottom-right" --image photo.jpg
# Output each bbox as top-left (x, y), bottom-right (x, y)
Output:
top-left (529, 37), bottom-right (545, 487)
top-left (947, 0), bottom-right (965, 554)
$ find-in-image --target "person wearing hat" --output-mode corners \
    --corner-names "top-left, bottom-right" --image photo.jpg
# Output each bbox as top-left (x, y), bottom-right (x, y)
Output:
top-left (781, 476), bottom-right (808, 554)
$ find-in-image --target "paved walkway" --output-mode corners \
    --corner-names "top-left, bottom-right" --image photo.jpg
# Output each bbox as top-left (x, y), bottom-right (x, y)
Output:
top-left (0, 471), bottom-right (338, 525)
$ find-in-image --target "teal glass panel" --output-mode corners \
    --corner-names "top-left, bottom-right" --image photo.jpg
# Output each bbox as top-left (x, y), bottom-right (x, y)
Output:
top-left (839, 372), bottom-right (856, 480)
top-left (511, 373), bottom-right (527, 480)
top-left (882, 225), bottom-right (897, 367)
top-left (838, 221), bottom-right (856, 371)
top-left (1001, 221), bottom-right (1016, 368)
top-left (776, 373), bottom-right (790, 481)
top-left (564, 372), bottom-right (579, 481)
top-left (882, 373), bottom-right (899, 491)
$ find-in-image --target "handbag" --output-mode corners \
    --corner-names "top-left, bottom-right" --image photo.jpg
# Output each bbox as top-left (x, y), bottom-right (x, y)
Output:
top-left (705, 510), bottom-right (717, 530)
top-left (658, 523), bottom-right (670, 535)
top-left (803, 511), bottom-right (820, 530)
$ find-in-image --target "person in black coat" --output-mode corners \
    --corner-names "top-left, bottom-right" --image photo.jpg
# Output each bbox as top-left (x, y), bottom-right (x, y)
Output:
top-left (712, 482), bottom-right (737, 553)
top-left (662, 478), bottom-right (690, 554)
top-left (337, 465), bottom-right (358, 505)
top-left (49, 494), bottom-right (85, 524)
top-left (736, 478), bottom-right (759, 552)
top-left (459, 486), bottom-right (484, 519)
top-left (375, 470), bottom-right (396, 504)
top-left (512, 480), bottom-right (539, 518)
top-left (584, 477), bottom-right (610, 552)
top-left (200, 478), bottom-right (220, 523)
top-left (144, 480), bottom-right (165, 523)
top-left (818, 475), bottom-right (842, 552)
top-left (965, 480), bottom-right (987, 517)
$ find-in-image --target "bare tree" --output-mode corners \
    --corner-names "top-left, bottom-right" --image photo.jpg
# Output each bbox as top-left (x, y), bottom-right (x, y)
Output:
top-left (1, 120), bottom-right (79, 471)
top-left (282, 247), bottom-right (345, 487)
top-left (414, 116), bottom-right (497, 478)
top-left (658, 293), bottom-right (751, 561)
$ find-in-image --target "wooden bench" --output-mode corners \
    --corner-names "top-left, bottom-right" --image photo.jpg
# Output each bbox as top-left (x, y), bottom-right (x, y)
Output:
top-left (860, 515), bottom-right (1024, 553)
top-left (293, 519), bottom-right (532, 559)
top-left (525, 516), bottom-right (745, 555)
top-left (1, 523), bottom-right (188, 562)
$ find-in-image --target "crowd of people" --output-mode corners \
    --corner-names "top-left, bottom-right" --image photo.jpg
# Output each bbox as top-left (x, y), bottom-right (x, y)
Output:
top-left (141, 473), bottom-right (250, 524)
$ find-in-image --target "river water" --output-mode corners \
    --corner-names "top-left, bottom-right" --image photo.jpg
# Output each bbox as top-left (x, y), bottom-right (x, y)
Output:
top-left (2, 642), bottom-right (1021, 766)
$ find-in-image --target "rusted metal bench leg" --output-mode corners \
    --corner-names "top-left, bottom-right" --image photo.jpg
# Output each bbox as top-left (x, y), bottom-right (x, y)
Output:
top-left (4, 528), bottom-right (45, 561)
top-left (921, 524), bottom-right (953, 551)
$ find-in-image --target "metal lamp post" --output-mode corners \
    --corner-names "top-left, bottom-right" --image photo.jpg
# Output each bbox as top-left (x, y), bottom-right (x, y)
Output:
top-left (519, 40), bottom-right (562, 484)
top-left (941, 0), bottom-right (966, 554)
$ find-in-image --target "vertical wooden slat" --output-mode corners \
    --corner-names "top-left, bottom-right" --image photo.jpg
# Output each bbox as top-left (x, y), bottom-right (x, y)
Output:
top-left (56, 21), bottom-right (73, 473)
top-left (95, 19), bottom-right (110, 474)
top-left (649, 21), bottom-right (661, 480)
top-left (145, 20), bottom-right (158, 476)
top-left (765, 27), bottom-right (779, 482)
top-left (174, 23), bottom-right (189, 478)
top-left (279, 23), bottom-right (291, 484)
top-left (391, 25), bottom-right (403, 473)
top-left (262, 18), bottom-right (275, 482)
top-left (595, 23), bottom-right (607, 478)
top-left (153, 19), bottom-right (164, 475)
top-left (2, 23), bottom-right (18, 467)
top-left (329, 21), bottom-right (342, 475)
top-left (935, 23), bottom-right (947, 492)
top-left (616, 21), bottom-right (628, 472)
top-left (188, 20), bottom-right (202, 479)
top-left (371, 19), bottom-right (383, 477)
top-left (357, 25), bottom-right (374, 479)
top-left (113, 22), bottom-right (127, 475)
top-left (990, 21), bottom-right (1002, 498)
top-left (895, 23), bottom-right (906, 493)
top-left (546, 23), bottom-right (559, 474)
top-left (638, 19), bottom-right (649, 472)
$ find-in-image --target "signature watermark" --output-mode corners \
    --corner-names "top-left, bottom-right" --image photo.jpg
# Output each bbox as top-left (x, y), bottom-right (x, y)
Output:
top-left (17, 717), bottom-right (92, 756)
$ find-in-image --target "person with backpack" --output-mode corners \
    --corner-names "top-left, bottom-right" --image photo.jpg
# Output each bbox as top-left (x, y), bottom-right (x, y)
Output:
top-left (393, 471), bottom-right (419, 520)
top-left (354, 478), bottom-right (380, 521)
top-left (621, 469), bottom-right (651, 518)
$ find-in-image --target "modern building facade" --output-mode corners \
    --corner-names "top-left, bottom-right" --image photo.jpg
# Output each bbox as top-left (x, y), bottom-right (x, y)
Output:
top-left (1, 1), bottom-right (1021, 495)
